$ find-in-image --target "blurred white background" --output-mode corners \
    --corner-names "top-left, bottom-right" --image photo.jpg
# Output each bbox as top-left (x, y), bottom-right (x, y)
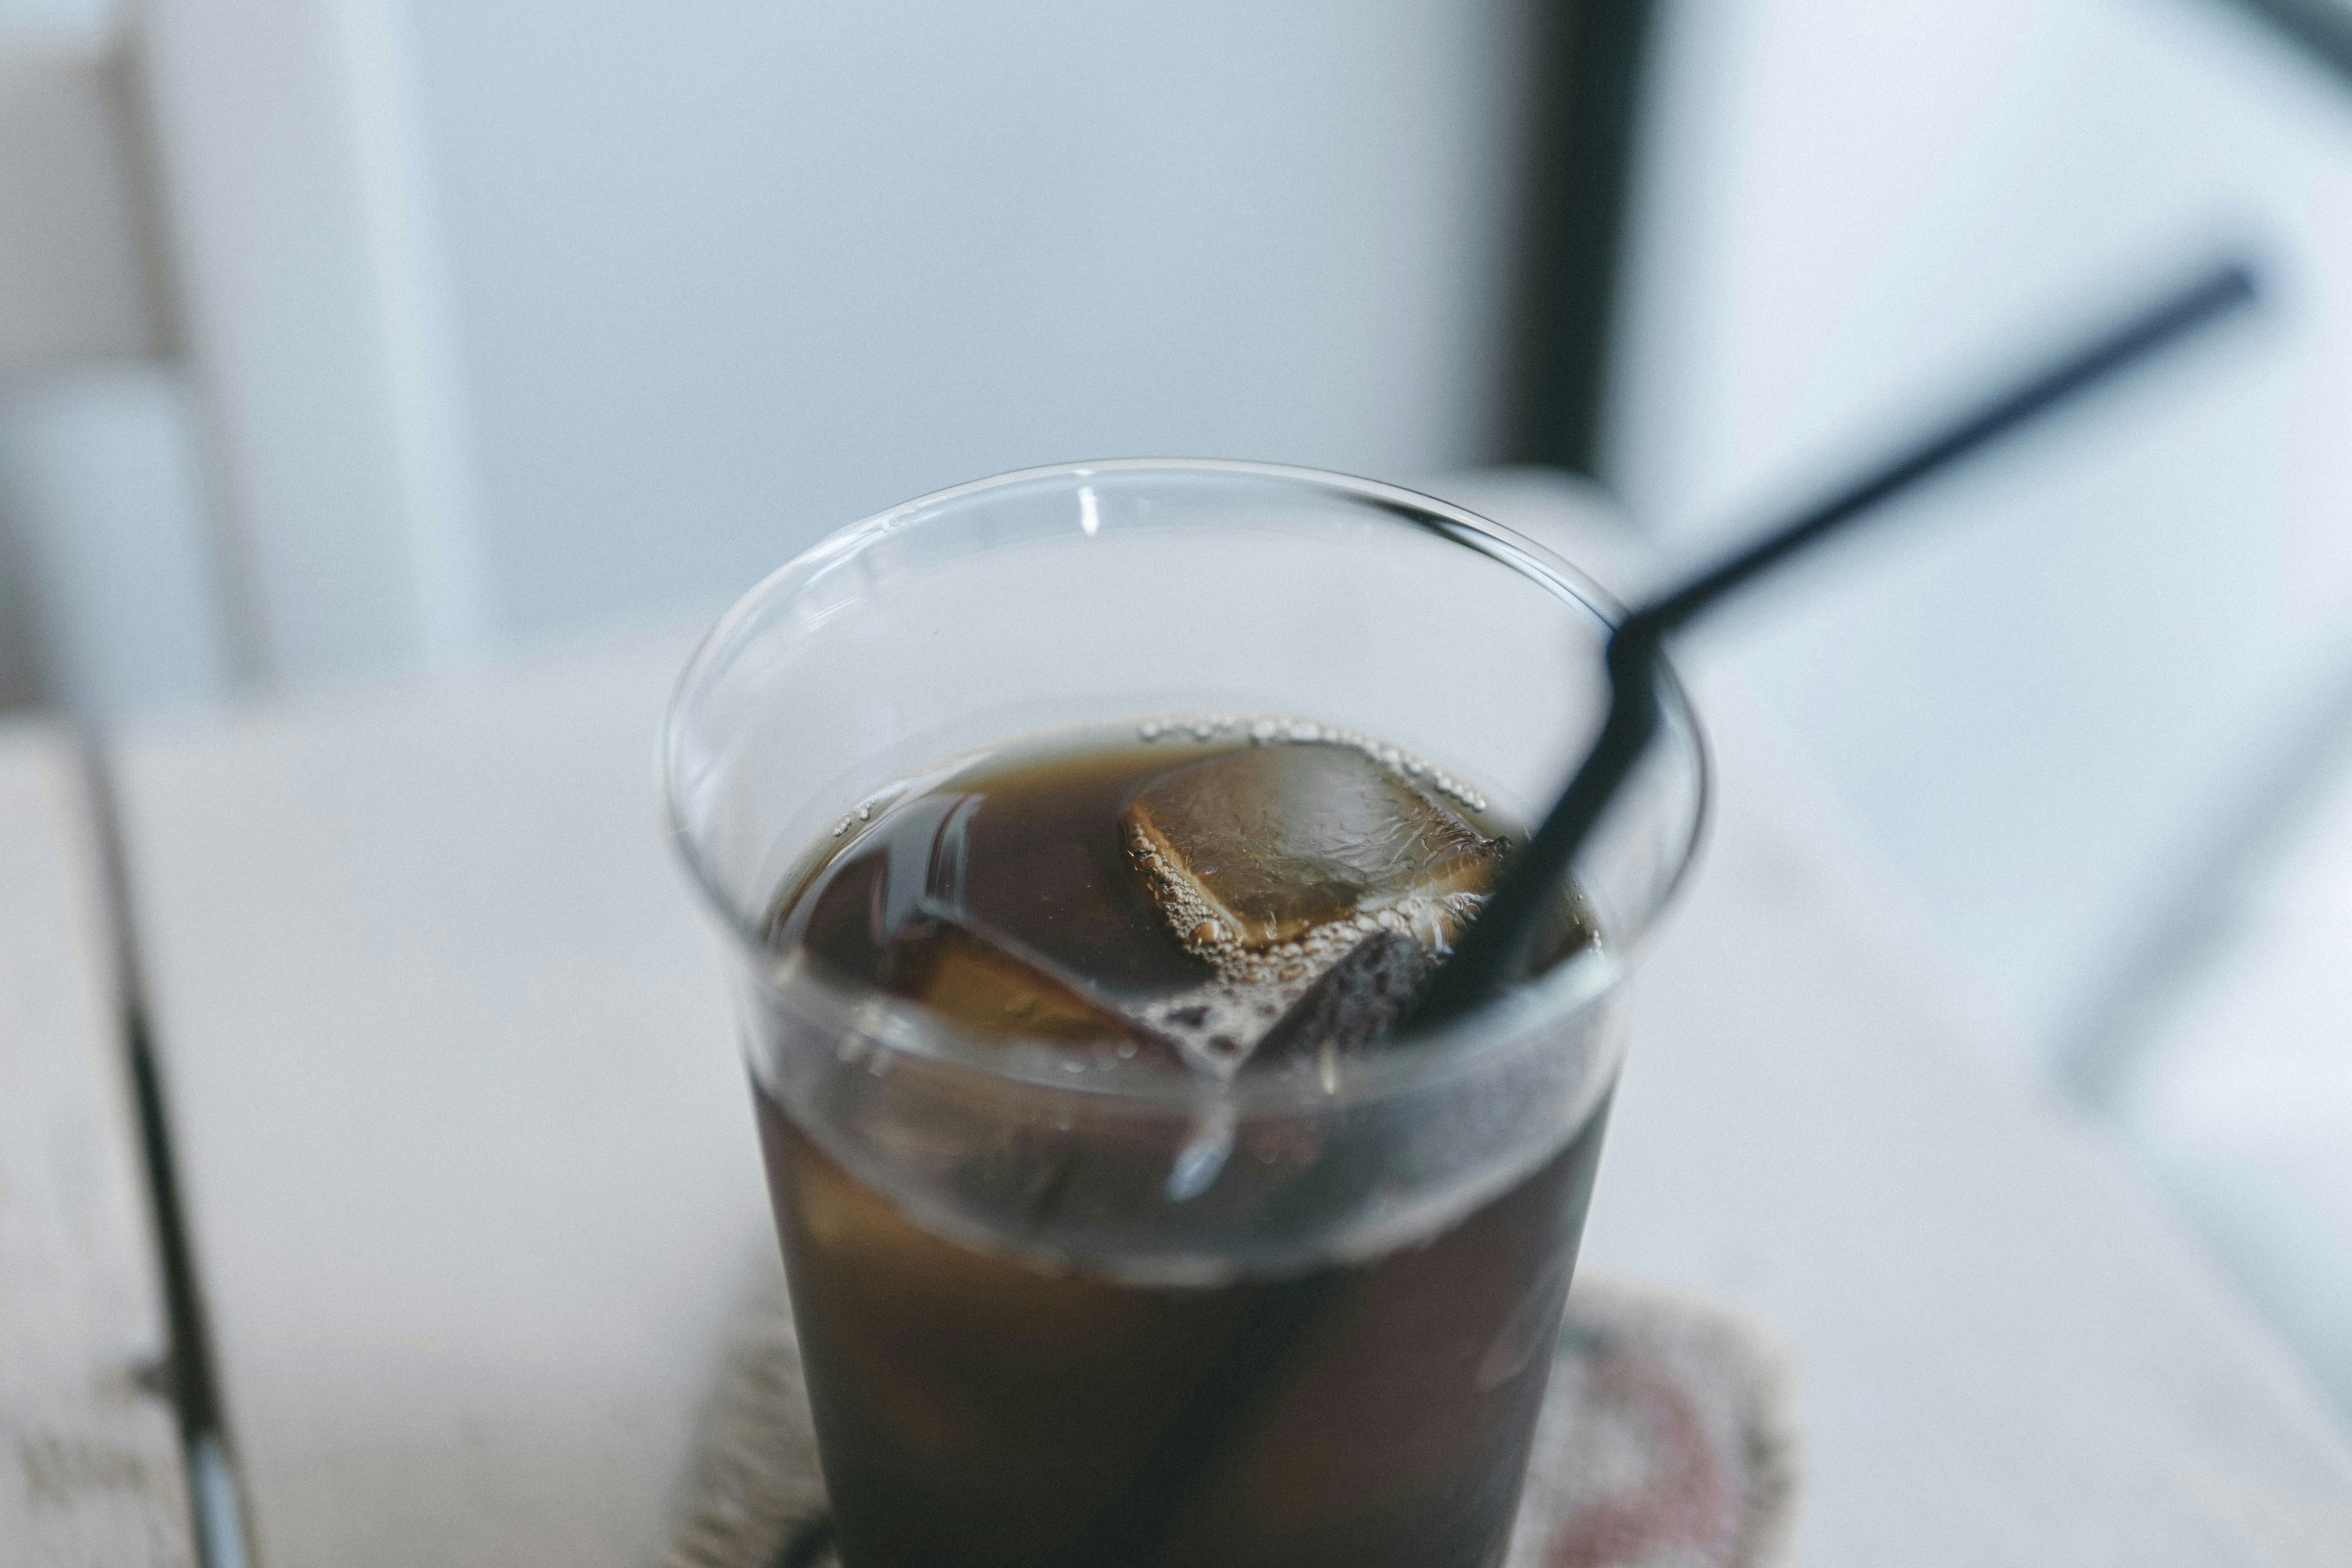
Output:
top-left (1, 0), bottom-right (2348, 1409)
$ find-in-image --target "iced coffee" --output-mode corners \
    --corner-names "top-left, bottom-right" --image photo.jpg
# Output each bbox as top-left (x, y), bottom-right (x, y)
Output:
top-left (662, 459), bottom-right (1707, 1568)
top-left (755, 721), bottom-right (1604, 1567)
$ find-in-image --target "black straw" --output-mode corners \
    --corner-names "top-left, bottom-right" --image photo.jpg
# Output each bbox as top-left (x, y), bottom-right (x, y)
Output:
top-left (1401, 258), bottom-right (2260, 1032)
top-left (1062, 257), bottom-right (2260, 1568)
top-left (2215, 0), bottom-right (2352, 89)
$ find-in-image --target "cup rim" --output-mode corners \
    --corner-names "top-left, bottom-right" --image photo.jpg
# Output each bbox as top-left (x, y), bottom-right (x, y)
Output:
top-left (660, 456), bottom-right (1711, 1114)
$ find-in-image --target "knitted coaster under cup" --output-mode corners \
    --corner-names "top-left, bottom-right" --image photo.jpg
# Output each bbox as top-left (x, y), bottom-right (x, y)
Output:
top-left (663, 1252), bottom-right (1799, 1568)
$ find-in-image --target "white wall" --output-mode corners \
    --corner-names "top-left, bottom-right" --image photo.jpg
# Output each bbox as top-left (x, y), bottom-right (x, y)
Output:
top-left (0, 33), bottom-right (161, 366)
top-left (1615, 0), bottom-right (2352, 1059)
top-left (396, 0), bottom-right (1537, 636)
top-left (140, 0), bottom-right (489, 687)
top-left (0, 368), bottom-right (230, 720)
top-left (0, 6), bottom-right (207, 720)
top-left (0, 0), bottom-right (110, 29)
top-left (9, 0), bottom-right (1538, 708)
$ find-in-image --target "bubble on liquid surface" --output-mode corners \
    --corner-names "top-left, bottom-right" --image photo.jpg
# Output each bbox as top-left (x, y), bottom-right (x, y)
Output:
top-left (1252, 930), bottom-right (1436, 1069)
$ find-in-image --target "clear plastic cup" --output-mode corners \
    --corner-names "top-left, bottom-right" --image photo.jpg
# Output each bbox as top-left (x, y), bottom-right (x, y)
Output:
top-left (662, 459), bottom-right (1706, 1568)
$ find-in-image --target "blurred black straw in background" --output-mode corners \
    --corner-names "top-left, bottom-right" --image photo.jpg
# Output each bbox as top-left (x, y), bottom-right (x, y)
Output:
top-left (1404, 258), bottom-right (2263, 1032)
top-left (2219, 0), bottom-right (2352, 86)
top-left (1035, 257), bottom-right (2261, 1568)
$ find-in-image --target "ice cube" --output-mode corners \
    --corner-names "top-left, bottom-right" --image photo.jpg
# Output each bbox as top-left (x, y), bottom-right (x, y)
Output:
top-left (788, 785), bottom-right (1197, 1060)
top-left (883, 910), bottom-right (1182, 1057)
top-left (783, 791), bottom-right (976, 966)
top-left (1123, 742), bottom-right (1505, 954)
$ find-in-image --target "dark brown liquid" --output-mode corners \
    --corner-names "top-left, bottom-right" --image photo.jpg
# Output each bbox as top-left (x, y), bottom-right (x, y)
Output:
top-left (756, 728), bottom-right (1608, 1568)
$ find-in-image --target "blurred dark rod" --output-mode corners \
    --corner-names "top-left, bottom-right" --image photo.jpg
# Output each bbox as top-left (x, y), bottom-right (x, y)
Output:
top-left (87, 752), bottom-right (255, 1567)
top-left (2214, 0), bottom-right (2352, 85)
top-left (1407, 259), bottom-right (2264, 1030)
top-left (1502, 0), bottom-right (1660, 477)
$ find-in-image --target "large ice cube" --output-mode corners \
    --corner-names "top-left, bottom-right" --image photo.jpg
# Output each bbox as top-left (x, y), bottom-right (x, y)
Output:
top-left (1123, 742), bottom-right (1505, 954)
top-left (883, 911), bottom-right (1182, 1056)
top-left (785, 802), bottom-right (1180, 1058)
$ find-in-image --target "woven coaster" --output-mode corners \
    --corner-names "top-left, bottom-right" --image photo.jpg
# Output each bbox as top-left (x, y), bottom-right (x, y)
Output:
top-left (663, 1251), bottom-right (1799, 1568)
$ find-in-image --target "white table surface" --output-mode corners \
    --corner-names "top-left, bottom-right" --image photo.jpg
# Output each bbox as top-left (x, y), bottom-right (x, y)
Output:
top-left (110, 474), bottom-right (2352, 1566)
top-left (0, 720), bottom-right (194, 1566)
